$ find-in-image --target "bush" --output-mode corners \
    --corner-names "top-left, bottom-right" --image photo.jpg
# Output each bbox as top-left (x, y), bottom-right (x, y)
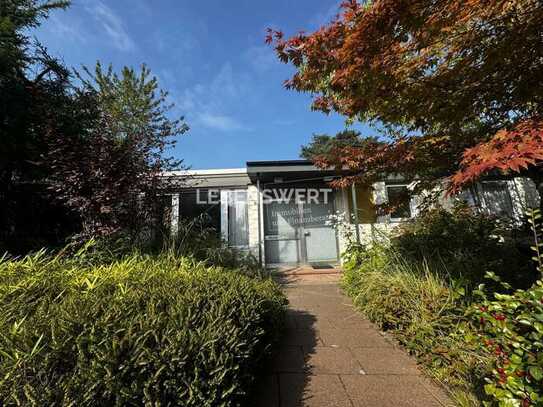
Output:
top-left (0, 250), bottom-right (287, 406)
top-left (390, 203), bottom-right (535, 290)
top-left (470, 281), bottom-right (543, 406)
top-left (468, 209), bottom-right (543, 406)
top-left (165, 215), bottom-right (263, 278)
top-left (342, 206), bottom-right (542, 406)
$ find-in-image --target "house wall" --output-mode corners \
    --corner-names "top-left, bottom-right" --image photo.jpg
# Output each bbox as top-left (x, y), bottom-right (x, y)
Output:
top-left (247, 184), bottom-right (261, 260)
top-left (336, 177), bottom-right (541, 263)
top-left (167, 167), bottom-right (540, 267)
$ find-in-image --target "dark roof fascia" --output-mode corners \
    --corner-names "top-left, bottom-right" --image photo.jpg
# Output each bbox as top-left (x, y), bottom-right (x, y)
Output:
top-left (246, 160), bottom-right (313, 167)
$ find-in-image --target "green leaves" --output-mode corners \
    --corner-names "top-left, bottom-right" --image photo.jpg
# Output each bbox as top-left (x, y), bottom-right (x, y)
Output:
top-left (0, 252), bottom-right (287, 406)
top-left (472, 273), bottom-right (543, 405)
top-left (527, 208), bottom-right (543, 276)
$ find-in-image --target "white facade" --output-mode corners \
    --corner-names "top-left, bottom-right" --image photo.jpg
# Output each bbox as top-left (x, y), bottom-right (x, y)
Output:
top-left (168, 162), bottom-right (540, 268)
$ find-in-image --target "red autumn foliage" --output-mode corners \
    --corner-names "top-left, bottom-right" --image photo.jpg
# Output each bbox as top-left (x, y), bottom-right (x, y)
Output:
top-left (267, 0), bottom-right (543, 196)
top-left (450, 119), bottom-right (543, 193)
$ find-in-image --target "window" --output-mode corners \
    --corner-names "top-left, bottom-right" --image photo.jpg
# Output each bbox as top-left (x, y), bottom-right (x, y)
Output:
top-left (227, 190), bottom-right (249, 247)
top-left (179, 190), bottom-right (221, 235)
top-left (386, 185), bottom-right (412, 220)
top-left (480, 181), bottom-right (514, 218)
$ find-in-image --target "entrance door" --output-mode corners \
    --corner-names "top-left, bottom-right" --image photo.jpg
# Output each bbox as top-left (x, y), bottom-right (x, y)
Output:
top-left (263, 198), bottom-right (300, 265)
top-left (263, 187), bottom-right (338, 267)
top-left (301, 190), bottom-right (338, 265)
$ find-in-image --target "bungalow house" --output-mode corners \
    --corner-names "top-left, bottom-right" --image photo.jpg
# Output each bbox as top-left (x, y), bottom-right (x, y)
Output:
top-left (164, 160), bottom-right (540, 268)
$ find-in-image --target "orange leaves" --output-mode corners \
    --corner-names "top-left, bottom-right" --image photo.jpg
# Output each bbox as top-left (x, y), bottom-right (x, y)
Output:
top-left (449, 119), bottom-right (543, 193)
top-left (267, 0), bottom-right (543, 197)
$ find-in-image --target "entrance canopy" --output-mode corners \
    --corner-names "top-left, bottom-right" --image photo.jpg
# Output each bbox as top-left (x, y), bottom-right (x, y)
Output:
top-left (247, 160), bottom-right (340, 185)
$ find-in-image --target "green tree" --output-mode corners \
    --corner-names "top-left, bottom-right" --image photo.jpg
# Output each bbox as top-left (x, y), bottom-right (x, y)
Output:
top-left (0, 0), bottom-right (78, 252)
top-left (300, 130), bottom-right (374, 159)
top-left (46, 63), bottom-right (189, 239)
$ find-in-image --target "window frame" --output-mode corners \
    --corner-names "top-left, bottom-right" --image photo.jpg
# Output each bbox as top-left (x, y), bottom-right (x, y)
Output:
top-left (220, 189), bottom-right (250, 249)
top-left (385, 184), bottom-right (413, 222)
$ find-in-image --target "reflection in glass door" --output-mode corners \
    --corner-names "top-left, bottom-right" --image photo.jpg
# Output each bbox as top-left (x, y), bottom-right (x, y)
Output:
top-left (263, 198), bottom-right (300, 265)
top-left (302, 190), bottom-right (338, 265)
top-left (221, 190), bottom-right (249, 249)
top-left (263, 188), bottom-right (338, 266)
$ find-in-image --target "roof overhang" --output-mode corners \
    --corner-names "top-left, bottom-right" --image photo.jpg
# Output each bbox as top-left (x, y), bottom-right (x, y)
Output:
top-left (246, 160), bottom-right (342, 184)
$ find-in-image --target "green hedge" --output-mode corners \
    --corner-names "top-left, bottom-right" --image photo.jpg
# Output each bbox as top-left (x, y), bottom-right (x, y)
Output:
top-left (0, 251), bottom-right (287, 406)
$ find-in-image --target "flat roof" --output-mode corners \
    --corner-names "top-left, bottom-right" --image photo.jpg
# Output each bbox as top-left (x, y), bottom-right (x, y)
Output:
top-left (163, 168), bottom-right (247, 176)
top-left (246, 159), bottom-right (313, 167)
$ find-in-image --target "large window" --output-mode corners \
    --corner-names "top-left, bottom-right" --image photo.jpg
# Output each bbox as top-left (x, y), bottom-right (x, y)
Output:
top-left (179, 189), bottom-right (249, 247)
top-left (479, 181), bottom-right (514, 218)
top-left (386, 185), bottom-right (412, 220)
top-left (226, 190), bottom-right (249, 248)
top-left (179, 190), bottom-right (221, 235)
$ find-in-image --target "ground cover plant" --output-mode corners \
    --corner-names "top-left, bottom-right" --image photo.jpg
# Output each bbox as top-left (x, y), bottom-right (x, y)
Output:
top-left (0, 246), bottom-right (287, 406)
top-left (468, 209), bottom-right (543, 406)
top-left (341, 206), bottom-right (541, 406)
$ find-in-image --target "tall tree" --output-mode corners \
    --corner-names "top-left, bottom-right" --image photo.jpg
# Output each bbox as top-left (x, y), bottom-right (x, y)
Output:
top-left (46, 63), bottom-right (189, 238)
top-left (300, 129), bottom-right (372, 159)
top-left (0, 0), bottom-right (70, 181)
top-left (0, 1), bottom-right (77, 251)
top-left (267, 0), bottom-right (543, 199)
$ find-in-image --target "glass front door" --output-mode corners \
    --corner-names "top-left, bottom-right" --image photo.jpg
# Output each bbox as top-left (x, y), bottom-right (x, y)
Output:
top-left (263, 187), bottom-right (338, 266)
top-left (302, 190), bottom-right (338, 264)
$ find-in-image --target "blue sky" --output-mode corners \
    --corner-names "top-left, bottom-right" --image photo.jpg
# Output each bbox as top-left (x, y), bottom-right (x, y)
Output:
top-left (36, 0), bottom-right (375, 169)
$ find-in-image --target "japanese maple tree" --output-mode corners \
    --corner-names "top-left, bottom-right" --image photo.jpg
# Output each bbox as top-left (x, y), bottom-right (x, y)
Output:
top-left (267, 0), bottom-right (543, 199)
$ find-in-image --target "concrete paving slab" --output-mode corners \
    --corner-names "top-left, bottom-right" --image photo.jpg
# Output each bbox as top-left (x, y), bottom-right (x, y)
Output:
top-left (319, 327), bottom-right (393, 349)
top-left (303, 346), bottom-right (363, 375)
top-left (349, 346), bottom-right (420, 375)
top-left (280, 327), bottom-right (322, 347)
top-left (271, 346), bottom-right (306, 373)
top-left (279, 373), bottom-right (352, 407)
top-left (340, 374), bottom-right (445, 406)
top-left (253, 278), bottom-right (452, 406)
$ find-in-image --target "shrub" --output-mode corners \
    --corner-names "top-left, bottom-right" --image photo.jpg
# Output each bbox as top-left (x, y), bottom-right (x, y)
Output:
top-left (0, 250), bottom-right (287, 406)
top-left (469, 209), bottom-right (543, 406)
top-left (342, 206), bottom-right (542, 406)
top-left (471, 281), bottom-right (543, 406)
top-left (164, 215), bottom-right (263, 278)
top-left (389, 203), bottom-right (535, 291)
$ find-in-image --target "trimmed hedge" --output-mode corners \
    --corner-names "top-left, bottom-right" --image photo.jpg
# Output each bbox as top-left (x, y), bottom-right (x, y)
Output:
top-left (0, 251), bottom-right (287, 406)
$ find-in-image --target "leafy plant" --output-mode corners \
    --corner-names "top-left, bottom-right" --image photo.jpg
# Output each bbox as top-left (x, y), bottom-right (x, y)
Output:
top-left (342, 243), bottom-right (488, 405)
top-left (46, 63), bottom-right (188, 240)
top-left (390, 203), bottom-right (535, 291)
top-left (164, 215), bottom-right (264, 277)
top-left (0, 249), bottom-right (286, 406)
top-left (470, 209), bottom-right (543, 406)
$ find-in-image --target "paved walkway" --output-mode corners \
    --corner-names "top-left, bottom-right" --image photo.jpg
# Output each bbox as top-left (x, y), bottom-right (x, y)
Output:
top-left (253, 272), bottom-right (452, 407)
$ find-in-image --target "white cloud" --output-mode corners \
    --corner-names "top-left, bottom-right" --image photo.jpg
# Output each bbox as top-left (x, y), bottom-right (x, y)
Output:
top-left (46, 14), bottom-right (88, 43)
top-left (244, 45), bottom-right (278, 73)
top-left (197, 113), bottom-right (246, 131)
top-left (85, 1), bottom-right (136, 52)
top-left (176, 62), bottom-right (250, 132)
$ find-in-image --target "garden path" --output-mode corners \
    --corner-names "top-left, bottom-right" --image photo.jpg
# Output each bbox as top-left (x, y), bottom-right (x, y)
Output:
top-left (252, 269), bottom-right (453, 407)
